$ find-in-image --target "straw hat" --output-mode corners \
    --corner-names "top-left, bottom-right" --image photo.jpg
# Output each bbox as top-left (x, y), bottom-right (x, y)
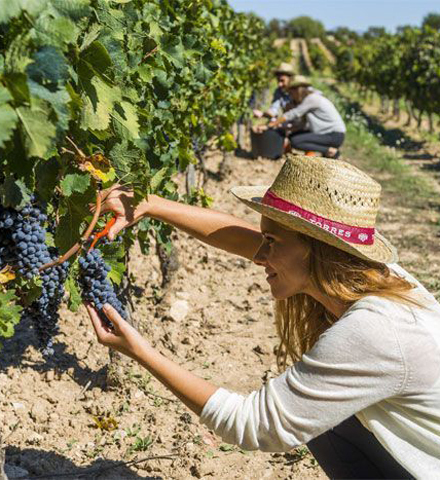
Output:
top-left (231, 154), bottom-right (398, 264)
top-left (290, 74), bottom-right (312, 88)
top-left (274, 62), bottom-right (295, 76)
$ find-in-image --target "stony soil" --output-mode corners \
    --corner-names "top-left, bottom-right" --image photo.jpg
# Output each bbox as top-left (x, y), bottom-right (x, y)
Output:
top-left (1, 111), bottom-right (440, 480)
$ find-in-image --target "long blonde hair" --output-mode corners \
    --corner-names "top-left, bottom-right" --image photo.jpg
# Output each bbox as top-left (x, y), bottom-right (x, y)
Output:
top-left (275, 234), bottom-right (421, 369)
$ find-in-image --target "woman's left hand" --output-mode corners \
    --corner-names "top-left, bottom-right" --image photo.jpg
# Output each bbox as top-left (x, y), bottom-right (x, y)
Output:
top-left (85, 303), bottom-right (147, 360)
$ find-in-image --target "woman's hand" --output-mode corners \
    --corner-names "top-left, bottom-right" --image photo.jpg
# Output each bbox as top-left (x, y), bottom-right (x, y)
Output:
top-left (85, 303), bottom-right (148, 360)
top-left (253, 109), bottom-right (264, 118)
top-left (96, 187), bottom-right (153, 240)
top-left (252, 124), bottom-right (268, 134)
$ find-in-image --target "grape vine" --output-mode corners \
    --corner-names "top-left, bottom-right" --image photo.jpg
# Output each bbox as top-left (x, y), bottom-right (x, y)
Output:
top-left (0, 0), bottom-right (287, 352)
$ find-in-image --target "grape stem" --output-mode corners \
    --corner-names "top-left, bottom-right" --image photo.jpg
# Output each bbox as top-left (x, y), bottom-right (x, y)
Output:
top-left (140, 45), bottom-right (158, 64)
top-left (39, 189), bottom-right (104, 272)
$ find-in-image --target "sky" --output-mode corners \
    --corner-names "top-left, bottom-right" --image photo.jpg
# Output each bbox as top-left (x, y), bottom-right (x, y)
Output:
top-left (228, 0), bottom-right (440, 32)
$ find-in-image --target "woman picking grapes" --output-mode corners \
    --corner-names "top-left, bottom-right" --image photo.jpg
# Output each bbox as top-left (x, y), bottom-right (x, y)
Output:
top-left (86, 154), bottom-right (440, 479)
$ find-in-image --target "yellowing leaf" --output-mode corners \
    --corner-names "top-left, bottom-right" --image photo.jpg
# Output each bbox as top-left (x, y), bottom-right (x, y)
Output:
top-left (210, 39), bottom-right (227, 54)
top-left (0, 267), bottom-right (16, 284)
top-left (77, 153), bottom-right (116, 182)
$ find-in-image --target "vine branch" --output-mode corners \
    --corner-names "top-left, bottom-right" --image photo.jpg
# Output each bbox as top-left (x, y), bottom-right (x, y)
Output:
top-left (39, 190), bottom-right (104, 272)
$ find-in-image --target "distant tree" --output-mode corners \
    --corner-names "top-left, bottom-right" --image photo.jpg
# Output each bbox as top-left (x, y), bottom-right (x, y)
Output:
top-left (331, 26), bottom-right (359, 42)
top-left (396, 24), bottom-right (414, 34)
top-left (268, 18), bottom-right (282, 37)
top-left (287, 16), bottom-right (325, 38)
top-left (363, 26), bottom-right (386, 39)
top-left (422, 12), bottom-right (440, 30)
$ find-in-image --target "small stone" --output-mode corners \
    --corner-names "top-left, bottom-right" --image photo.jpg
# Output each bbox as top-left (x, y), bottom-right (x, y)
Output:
top-left (169, 300), bottom-right (190, 322)
top-left (202, 432), bottom-right (218, 447)
top-left (45, 370), bottom-right (55, 382)
top-left (30, 402), bottom-right (49, 424)
top-left (48, 413), bottom-right (59, 423)
top-left (11, 402), bottom-right (25, 412)
top-left (26, 432), bottom-right (43, 445)
top-left (176, 291), bottom-right (190, 300)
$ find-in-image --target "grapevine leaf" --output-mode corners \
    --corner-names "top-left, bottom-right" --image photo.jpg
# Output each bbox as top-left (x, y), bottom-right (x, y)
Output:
top-left (78, 41), bottom-right (112, 80)
top-left (55, 190), bottom-right (94, 254)
top-left (35, 157), bottom-right (61, 202)
top-left (78, 154), bottom-right (116, 182)
top-left (0, 86), bottom-right (18, 148)
top-left (28, 81), bottom-right (71, 133)
top-left (26, 46), bottom-right (69, 87)
top-left (178, 146), bottom-right (196, 170)
top-left (51, 0), bottom-right (91, 21)
top-left (218, 132), bottom-right (237, 152)
top-left (32, 13), bottom-right (79, 46)
top-left (80, 77), bottom-right (122, 131)
top-left (0, 176), bottom-right (32, 209)
top-left (65, 275), bottom-right (82, 312)
top-left (3, 72), bottom-right (30, 104)
top-left (106, 260), bottom-right (126, 286)
top-left (112, 101), bottom-right (140, 140)
top-left (109, 140), bottom-right (140, 180)
top-left (16, 106), bottom-right (57, 158)
top-left (80, 24), bottom-right (102, 52)
top-left (0, 267), bottom-right (16, 284)
top-left (0, 0), bottom-right (46, 24)
top-left (150, 167), bottom-right (168, 192)
top-left (60, 173), bottom-right (91, 197)
top-left (0, 290), bottom-right (22, 344)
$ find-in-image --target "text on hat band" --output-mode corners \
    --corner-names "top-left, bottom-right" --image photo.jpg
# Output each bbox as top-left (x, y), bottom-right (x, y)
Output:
top-left (262, 190), bottom-right (375, 245)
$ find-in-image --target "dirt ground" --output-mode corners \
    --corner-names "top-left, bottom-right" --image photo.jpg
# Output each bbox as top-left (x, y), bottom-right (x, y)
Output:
top-left (1, 111), bottom-right (440, 479)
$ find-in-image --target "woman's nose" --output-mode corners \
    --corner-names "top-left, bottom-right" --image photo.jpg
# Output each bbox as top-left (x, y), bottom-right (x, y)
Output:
top-left (253, 243), bottom-right (267, 266)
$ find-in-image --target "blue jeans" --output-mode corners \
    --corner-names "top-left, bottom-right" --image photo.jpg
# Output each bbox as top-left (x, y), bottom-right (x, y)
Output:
top-left (290, 131), bottom-right (345, 154)
top-left (307, 416), bottom-right (414, 479)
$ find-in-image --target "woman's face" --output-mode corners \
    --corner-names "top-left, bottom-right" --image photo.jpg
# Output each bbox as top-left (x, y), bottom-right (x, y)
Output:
top-left (289, 86), bottom-right (302, 104)
top-left (253, 216), bottom-right (311, 300)
top-left (277, 74), bottom-right (291, 91)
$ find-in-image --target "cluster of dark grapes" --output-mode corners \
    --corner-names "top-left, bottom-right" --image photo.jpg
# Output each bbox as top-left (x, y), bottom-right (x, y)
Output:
top-left (0, 203), bottom-right (49, 278)
top-left (79, 249), bottom-right (127, 325)
top-left (248, 91), bottom-right (257, 109)
top-left (22, 252), bottom-right (69, 355)
top-left (0, 201), bottom-right (69, 353)
top-left (191, 134), bottom-right (207, 159)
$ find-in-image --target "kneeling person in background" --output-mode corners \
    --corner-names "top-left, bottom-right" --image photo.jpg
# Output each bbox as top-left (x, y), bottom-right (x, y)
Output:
top-left (270, 76), bottom-right (346, 158)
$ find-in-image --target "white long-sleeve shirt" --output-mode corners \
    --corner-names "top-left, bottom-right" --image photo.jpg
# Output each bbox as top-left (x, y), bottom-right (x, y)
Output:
top-left (200, 264), bottom-right (440, 479)
top-left (283, 92), bottom-right (346, 134)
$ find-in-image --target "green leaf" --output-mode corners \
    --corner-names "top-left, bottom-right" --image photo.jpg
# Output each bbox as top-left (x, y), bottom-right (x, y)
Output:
top-left (106, 260), bottom-right (126, 286)
top-left (28, 81), bottom-right (71, 132)
top-left (55, 190), bottom-right (94, 253)
top-left (0, 0), bottom-right (46, 24)
top-left (3, 72), bottom-right (30, 104)
top-left (150, 167), bottom-right (168, 192)
top-left (0, 290), bottom-right (22, 343)
top-left (35, 157), bottom-right (61, 201)
top-left (0, 86), bottom-right (18, 148)
top-left (26, 46), bottom-right (69, 87)
top-left (16, 106), bottom-right (57, 158)
top-left (80, 77), bottom-right (122, 131)
top-left (0, 176), bottom-right (32, 209)
top-left (112, 101), bottom-right (140, 140)
top-left (65, 275), bottom-right (82, 312)
top-left (78, 41), bottom-right (112, 80)
top-left (60, 173), bottom-right (91, 197)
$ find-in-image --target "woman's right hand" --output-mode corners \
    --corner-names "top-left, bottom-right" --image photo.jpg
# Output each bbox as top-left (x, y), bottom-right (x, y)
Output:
top-left (97, 186), bottom-right (154, 240)
top-left (85, 303), bottom-right (148, 360)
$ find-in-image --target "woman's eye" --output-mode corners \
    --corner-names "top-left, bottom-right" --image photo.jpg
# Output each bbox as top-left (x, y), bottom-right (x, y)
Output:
top-left (265, 236), bottom-right (274, 244)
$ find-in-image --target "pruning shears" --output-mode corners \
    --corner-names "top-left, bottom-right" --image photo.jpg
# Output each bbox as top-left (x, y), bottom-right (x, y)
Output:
top-left (88, 215), bottom-right (117, 252)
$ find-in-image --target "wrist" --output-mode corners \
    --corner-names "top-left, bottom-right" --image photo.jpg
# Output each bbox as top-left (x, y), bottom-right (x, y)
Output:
top-left (137, 194), bottom-right (160, 219)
